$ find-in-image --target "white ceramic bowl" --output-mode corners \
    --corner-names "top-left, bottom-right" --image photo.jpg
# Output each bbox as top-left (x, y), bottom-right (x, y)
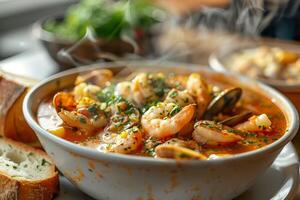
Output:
top-left (23, 61), bottom-right (299, 200)
top-left (209, 43), bottom-right (300, 92)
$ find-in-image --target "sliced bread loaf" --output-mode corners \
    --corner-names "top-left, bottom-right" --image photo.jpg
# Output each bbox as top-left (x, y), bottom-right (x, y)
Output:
top-left (0, 138), bottom-right (59, 200)
top-left (0, 75), bottom-right (39, 145)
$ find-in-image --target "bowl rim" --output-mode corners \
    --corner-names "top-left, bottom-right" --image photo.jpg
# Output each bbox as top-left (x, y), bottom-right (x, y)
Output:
top-left (209, 44), bottom-right (300, 92)
top-left (23, 61), bottom-right (299, 165)
top-left (32, 14), bottom-right (75, 45)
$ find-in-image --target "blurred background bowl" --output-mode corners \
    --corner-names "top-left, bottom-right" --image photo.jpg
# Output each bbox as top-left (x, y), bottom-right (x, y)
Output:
top-left (33, 15), bottom-right (158, 69)
top-left (209, 40), bottom-right (300, 106)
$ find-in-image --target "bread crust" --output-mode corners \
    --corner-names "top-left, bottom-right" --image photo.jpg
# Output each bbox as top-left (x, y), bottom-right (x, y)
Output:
top-left (0, 139), bottom-right (59, 200)
top-left (0, 76), bottom-right (38, 144)
top-left (0, 173), bottom-right (18, 200)
top-left (0, 173), bottom-right (59, 200)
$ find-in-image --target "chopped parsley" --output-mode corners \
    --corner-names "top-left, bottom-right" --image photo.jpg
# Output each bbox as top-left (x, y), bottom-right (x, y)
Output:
top-left (124, 106), bottom-right (135, 115)
top-left (227, 129), bottom-right (257, 137)
top-left (41, 158), bottom-right (51, 166)
top-left (240, 140), bottom-right (257, 145)
top-left (169, 105), bottom-right (181, 117)
top-left (79, 116), bottom-right (87, 124)
top-left (145, 148), bottom-right (156, 156)
top-left (141, 100), bottom-right (159, 114)
top-left (28, 152), bottom-right (34, 157)
top-left (96, 84), bottom-right (115, 102)
top-left (88, 104), bottom-right (100, 118)
top-left (148, 74), bottom-right (170, 97)
top-left (169, 90), bottom-right (178, 98)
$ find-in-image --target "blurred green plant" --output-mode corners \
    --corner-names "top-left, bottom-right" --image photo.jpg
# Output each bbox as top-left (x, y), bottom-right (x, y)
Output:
top-left (44, 0), bottom-right (165, 41)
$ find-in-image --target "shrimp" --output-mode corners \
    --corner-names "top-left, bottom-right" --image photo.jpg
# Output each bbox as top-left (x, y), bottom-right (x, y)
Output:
top-left (75, 69), bottom-right (113, 87)
top-left (177, 121), bottom-right (195, 137)
top-left (58, 108), bottom-right (107, 135)
top-left (164, 89), bottom-right (195, 107)
top-left (102, 126), bottom-right (143, 154)
top-left (114, 81), bottom-right (133, 102)
top-left (131, 73), bottom-right (167, 106)
top-left (164, 89), bottom-right (196, 136)
top-left (100, 98), bottom-right (142, 154)
top-left (53, 90), bottom-right (108, 134)
top-left (155, 139), bottom-right (206, 160)
top-left (106, 107), bottom-right (140, 133)
top-left (234, 114), bottom-right (272, 132)
top-left (193, 121), bottom-right (243, 145)
top-left (53, 92), bottom-right (76, 112)
top-left (186, 73), bottom-right (211, 119)
top-left (73, 82), bottom-right (101, 101)
top-left (143, 137), bottom-right (163, 156)
top-left (141, 102), bottom-right (195, 139)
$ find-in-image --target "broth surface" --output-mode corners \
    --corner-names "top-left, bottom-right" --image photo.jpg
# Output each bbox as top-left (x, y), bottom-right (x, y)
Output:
top-left (37, 69), bottom-right (287, 159)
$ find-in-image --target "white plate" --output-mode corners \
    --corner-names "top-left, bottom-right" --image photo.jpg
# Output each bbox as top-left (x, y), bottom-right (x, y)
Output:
top-left (55, 143), bottom-right (299, 200)
top-left (235, 143), bottom-right (299, 200)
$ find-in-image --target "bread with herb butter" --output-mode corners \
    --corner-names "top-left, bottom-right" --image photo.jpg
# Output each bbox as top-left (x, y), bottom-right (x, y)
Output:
top-left (0, 138), bottom-right (59, 200)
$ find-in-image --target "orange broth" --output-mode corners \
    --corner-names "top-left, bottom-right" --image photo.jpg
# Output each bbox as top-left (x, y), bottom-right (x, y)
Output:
top-left (37, 71), bottom-right (287, 158)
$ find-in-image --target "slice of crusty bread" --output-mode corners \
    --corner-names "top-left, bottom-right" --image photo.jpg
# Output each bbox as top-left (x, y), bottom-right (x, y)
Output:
top-left (0, 138), bottom-right (59, 200)
top-left (0, 75), bottom-right (39, 145)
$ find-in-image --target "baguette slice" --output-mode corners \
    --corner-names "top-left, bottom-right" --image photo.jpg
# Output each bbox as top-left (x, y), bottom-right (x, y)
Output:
top-left (0, 138), bottom-right (59, 200)
top-left (0, 75), bottom-right (39, 145)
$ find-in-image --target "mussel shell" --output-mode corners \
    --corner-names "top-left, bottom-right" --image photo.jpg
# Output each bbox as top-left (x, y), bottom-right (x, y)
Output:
top-left (220, 111), bottom-right (252, 126)
top-left (203, 87), bottom-right (242, 120)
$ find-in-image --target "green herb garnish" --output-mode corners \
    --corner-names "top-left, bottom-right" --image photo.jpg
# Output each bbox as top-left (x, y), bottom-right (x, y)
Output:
top-left (44, 0), bottom-right (165, 40)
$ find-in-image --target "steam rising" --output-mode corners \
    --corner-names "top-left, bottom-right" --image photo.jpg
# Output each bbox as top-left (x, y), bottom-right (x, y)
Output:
top-left (58, 27), bottom-right (129, 66)
top-left (57, 0), bottom-right (300, 66)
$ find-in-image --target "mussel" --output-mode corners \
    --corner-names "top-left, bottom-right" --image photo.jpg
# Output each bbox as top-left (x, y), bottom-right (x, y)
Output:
top-left (220, 111), bottom-right (253, 126)
top-left (202, 87), bottom-right (242, 120)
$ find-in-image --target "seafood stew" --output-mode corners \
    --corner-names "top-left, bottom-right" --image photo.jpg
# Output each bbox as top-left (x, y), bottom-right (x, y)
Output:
top-left (225, 46), bottom-right (300, 83)
top-left (37, 68), bottom-right (287, 160)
